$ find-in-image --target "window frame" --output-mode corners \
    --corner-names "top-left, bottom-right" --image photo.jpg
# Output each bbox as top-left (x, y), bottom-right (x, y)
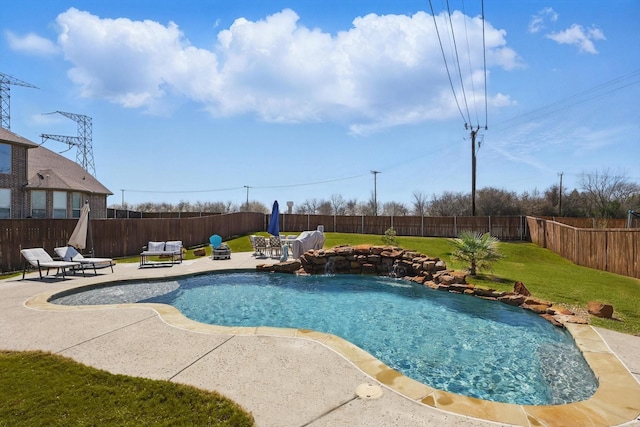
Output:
top-left (31, 190), bottom-right (46, 218)
top-left (0, 188), bottom-right (10, 219)
top-left (72, 193), bottom-right (82, 218)
top-left (0, 143), bottom-right (10, 174)
top-left (53, 191), bottom-right (67, 219)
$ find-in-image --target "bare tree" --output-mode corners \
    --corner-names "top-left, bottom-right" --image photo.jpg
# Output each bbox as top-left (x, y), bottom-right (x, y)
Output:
top-left (561, 189), bottom-right (588, 217)
top-left (427, 191), bottom-right (471, 216)
top-left (363, 192), bottom-right (377, 216)
top-left (475, 187), bottom-right (521, 216)
top-left (245, 201), bottom-right (269, 213)
top-left (519, 189), bottom-right (555, 216)
top-left (344, 198), bottom-right (360, 215)
top-left (330, 194), bottom-right (346, 215)
top-left (318, 200), bottom-right (333, 215)
top-left (580, 169), bottom-right (640, 218)
top-left (411, 191), bottom-right (429, 216)
top-left (296, 198), bottom-right (323, 214)
top-left (382, 201), bottom-right (409, 216)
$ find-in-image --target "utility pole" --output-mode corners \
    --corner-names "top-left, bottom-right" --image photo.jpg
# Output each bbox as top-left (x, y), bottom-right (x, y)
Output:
top-left (371, 170), bottom-right (380, 216)
top-left (243, 185), bottom-right (250, 210)
top-left (558, 172), bottom-right (563, 216)
top-left (469, 126), bottom-right (479, 216)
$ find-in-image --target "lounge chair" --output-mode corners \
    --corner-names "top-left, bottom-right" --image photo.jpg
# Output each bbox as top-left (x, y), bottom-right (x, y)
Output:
top-left (54, 246), bottom-right (114, 274)
top-left (20, 248), bottom-right (81, 280)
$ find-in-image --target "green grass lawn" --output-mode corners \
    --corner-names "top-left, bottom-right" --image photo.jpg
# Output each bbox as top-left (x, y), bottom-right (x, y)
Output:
top-left (0, 351), bottom-right (254, 427)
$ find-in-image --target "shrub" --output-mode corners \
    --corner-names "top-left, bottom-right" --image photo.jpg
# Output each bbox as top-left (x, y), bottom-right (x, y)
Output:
top-left (382, 227), bottom-right (398, 246)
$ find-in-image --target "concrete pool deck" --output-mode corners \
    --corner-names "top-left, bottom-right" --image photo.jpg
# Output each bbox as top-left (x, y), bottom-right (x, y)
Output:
top-left (1, 252), bottom-right (639, 427)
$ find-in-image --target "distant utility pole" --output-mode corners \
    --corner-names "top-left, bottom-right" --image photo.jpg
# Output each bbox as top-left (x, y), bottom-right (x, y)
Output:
top-left (371, 170), bottom-right (380, 216)
top-left (469, 125), bottom-right (480, 216)
top-left (558, 172), bottom-right (564, 216)
top-left (243, 185), bottom-right (250, 210)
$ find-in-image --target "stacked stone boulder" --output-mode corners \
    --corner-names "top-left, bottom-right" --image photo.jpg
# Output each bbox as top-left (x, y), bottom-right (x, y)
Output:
top-left (257, 244), bottom-right (587, 328)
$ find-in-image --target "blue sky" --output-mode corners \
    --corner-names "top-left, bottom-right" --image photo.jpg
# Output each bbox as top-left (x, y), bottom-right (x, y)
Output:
top-left (2, 0), bottom-right (639, 209)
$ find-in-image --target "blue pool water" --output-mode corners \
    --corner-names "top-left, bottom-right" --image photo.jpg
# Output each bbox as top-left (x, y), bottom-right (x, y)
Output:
top-left (51, 272), bottom-right (598, 405)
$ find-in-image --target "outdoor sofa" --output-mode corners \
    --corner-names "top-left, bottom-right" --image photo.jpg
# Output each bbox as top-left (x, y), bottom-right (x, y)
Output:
top-left (140, 241), bottom-right (183, 267)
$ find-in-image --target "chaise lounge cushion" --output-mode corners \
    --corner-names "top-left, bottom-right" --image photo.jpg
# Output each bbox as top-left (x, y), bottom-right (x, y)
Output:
top-left (54, 246), bottom-right (114, 273)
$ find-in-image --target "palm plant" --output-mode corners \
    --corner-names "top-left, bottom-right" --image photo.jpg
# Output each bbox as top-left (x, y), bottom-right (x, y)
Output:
top-left (449, 231), bottom-right (504, 275)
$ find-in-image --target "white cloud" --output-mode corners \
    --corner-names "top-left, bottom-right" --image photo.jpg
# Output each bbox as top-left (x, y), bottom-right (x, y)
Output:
top-left (5, 30), bottom-right (59, 56)
top-left (45, 7), bottom-right (520, 132)
top-left (546, 24), bottom-right (606, 54)
top-left (528, 8), bottom-right (605, 54)
top-left (528, 7), bottom-right (558, 34)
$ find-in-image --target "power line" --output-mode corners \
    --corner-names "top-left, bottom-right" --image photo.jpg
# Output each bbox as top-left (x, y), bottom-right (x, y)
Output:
top-left (124, 186), bottom-right (244, 194)
top-left (122, 172), bottom-right (371, 195)
top-left (251, 172), bottom-right (370, 189)
top-left (446, 0), bottom-right (472, 125)
top-left (461, 0), bottom-right (480, 126)
top-left (481, 0), bottom-right (488, 129)
top-left (492, 69), bottom-right (640, 133)
top-left (429, 0), bottom-right (467, 125)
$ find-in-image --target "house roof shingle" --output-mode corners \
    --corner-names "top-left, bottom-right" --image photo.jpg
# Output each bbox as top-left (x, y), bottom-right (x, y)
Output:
top-left (0, 127), bottom-right (39, 148)
top-left (27, 146), bottom-right (112, 195)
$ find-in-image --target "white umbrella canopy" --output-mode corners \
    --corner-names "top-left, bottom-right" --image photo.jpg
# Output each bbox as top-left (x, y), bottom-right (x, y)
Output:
top-left (68, 203), bottom-right (90, 250)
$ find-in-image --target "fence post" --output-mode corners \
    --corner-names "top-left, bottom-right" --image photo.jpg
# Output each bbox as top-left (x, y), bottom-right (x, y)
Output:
top-left (454, 216), bottom-right (457, 236)
top-left (489, 216), bottom-right (492, 236)
top-left (362, 215), bottom-right (365, 234)
top-left (421, 215), bottom-right (424, 237)
top-left (520, 216), bottom-right (523, 241)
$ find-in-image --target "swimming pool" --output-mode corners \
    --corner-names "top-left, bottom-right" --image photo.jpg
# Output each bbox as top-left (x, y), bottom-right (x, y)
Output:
top-left (50, 271), bottom-right (598, 405)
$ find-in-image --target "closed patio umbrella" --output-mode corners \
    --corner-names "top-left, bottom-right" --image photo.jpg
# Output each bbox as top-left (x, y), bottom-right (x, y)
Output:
top-left (68, 202), bottom-right (93, 255)
top-left (267, 200), bottom-right (280, 236)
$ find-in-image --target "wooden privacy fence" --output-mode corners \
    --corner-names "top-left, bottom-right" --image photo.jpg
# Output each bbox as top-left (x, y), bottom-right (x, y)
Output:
top-left (527, 216), bottom-right (640, 279)
top-left (0, 212), bottom-right (263, 273)
top-left (536, 216), bottom-right (637, 229)
top-left (1, 213), bottom-right (527, 273)
top-left (277, 214), bottom-right (529, 240)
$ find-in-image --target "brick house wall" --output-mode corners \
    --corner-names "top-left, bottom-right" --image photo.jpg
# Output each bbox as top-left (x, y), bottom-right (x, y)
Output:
top-left (0, 144), bottom-right (29, 218)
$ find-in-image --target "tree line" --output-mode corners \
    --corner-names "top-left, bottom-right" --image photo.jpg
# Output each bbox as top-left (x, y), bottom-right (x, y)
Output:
top-left (111, 169), bottom-right (639, 219)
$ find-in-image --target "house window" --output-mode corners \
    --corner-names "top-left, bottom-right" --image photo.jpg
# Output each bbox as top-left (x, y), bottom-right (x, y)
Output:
top-left (53, 191), bottom-right (67, 218)
top-left (31, 190), bottom-right (46, 218)
top-left (0, 189), bottom-right (10, 218)
top-left (72, 193), bottom-right (82, 218)
top-left (0, 143), bottom-right (10, 174)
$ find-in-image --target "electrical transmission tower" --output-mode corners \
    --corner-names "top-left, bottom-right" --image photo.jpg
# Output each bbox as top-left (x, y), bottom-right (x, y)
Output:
top-left (0, 72), bottom-right (38, 130)
top-left (41, 111), bottom-right (96, 176)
